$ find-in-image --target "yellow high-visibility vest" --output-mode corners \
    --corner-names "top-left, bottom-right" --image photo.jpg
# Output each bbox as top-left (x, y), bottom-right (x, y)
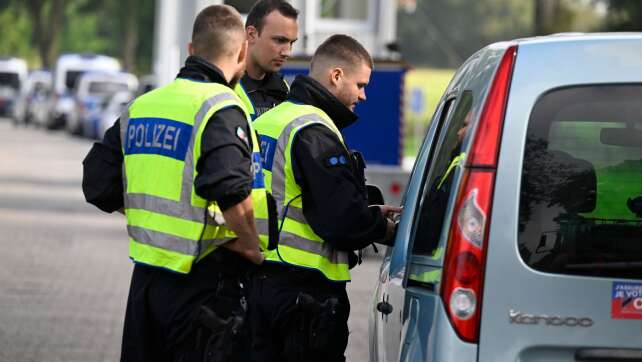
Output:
top-left (253, 101), bottom-right (350, 281)
top-left (121, 78), bottom-right (269, 273)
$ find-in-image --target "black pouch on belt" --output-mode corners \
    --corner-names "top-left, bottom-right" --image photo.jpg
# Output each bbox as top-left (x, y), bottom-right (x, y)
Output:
top-left (196, 305), bottom-right (245, 362)
top-left (296, 293), bottom-right (349, 356)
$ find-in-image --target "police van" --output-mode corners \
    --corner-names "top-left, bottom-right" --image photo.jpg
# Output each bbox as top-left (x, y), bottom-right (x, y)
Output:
top-left (370, 33), bottom-right (642, 362)
top-left (0, 57), bottom-right (28, 118)
top-left (47, 53), bottom-right (121, 129)
top-left (69, 71), bottom-right (138, 138)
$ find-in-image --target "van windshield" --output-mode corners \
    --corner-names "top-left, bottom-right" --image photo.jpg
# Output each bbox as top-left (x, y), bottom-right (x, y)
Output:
top-left (0, 72), bottom-right (20, 90)
top-left (519, 85), bottom-right (642, 279)
top-left (65, 71), bottom-right (84, 91)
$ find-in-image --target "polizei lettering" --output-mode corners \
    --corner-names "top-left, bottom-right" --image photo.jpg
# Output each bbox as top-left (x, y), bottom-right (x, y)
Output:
top-left (509, 309), bottom-right (593, 327)
top-left (127, 123), bottom-right (181, 151)
top-left (124, 118), bottom-right (192, 161)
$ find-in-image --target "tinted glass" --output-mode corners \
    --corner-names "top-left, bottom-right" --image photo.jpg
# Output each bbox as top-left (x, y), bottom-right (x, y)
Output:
top-left (66, 71), bottom-right (84, 91)
top-left (0, 72), bottom-right (20, 89)
top-left (412, 91), bottom-right (473, 256)
top-left (519, 85), bottom-right (642, 279)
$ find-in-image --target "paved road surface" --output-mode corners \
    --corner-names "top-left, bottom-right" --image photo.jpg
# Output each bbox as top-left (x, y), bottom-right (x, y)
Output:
top-left (0, 120), bottom-right (383, 362)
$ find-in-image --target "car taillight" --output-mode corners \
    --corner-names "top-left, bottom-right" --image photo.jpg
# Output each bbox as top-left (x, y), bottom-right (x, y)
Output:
top-left (441, 45), bottom-right (517, 343)
top-left (466, 45), bottom-right (517, 169)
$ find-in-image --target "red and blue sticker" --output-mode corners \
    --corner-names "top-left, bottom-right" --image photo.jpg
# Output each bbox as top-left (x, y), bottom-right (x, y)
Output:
top-left (611, 281), bottom-right (642, 320)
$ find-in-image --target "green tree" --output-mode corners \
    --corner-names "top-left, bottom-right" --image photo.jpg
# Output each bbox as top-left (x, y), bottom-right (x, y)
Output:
top-left (398, 0), bottom-right (604, 68)
top-left (397, 0), bottom-right (533, 68)
top-left (0, 0), bottom-right (154, 73)
top-left (0, 3), bottom-right (34, 61)
top-left (605, 0), bottom-right (642, 31)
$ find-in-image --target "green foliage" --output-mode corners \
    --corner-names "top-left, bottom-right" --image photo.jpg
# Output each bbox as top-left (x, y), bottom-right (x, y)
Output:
top-left (0, 3), bottom-right (36, 63)
top-left (60, 0), bottom-right (111, 55)
top-left (0, 0), bottom-right (154, 73)
top-left (398, 0), bottom-right (534, 68)
top-left (397, 0), bottom-right (607, 68)
top-left (605, 0), bottom-right (642, 31)
top-left (135, 0), bottom-right (155, 74)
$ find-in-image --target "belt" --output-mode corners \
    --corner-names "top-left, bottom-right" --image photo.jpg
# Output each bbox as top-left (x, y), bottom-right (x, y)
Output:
top-left (258, 262), bottom-right (346, 290)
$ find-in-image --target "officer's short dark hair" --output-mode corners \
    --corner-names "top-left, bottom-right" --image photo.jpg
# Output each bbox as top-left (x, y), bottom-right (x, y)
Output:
top-left (311, 34), bottom-right (374, 72)
top-left (192, 5), bottom-right (245, 61)
top-left (246, 0), bottom-right (299, 33)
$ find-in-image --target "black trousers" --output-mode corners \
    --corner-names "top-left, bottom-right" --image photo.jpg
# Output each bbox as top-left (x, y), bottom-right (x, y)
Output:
top-left (249, 262), bottom-right (350, 362)
top-left (120, 249), bottom-right (253, 362)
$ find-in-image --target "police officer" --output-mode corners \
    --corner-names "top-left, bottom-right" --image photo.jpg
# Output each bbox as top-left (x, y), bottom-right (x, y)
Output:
top-left (249, 35), bottom-right (400, 362)
top-left (235, 0), bottom-right (299, 120)
top-left (82, 5), bottom-right (268, 361)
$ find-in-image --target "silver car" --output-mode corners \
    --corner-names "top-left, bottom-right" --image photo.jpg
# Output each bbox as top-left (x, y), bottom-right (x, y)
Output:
top-left (370, 33), bottom-right (642, 362)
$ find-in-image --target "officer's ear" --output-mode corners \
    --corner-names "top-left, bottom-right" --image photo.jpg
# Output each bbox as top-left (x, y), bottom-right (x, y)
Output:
top-left (329, 67), bottom-right (343, 88)
top-left (238, 40), bottom-right (248, 66)
top-left (246, 25), bottom-right (258, 45)
top-left (187, 42), bottom-right (195, 56)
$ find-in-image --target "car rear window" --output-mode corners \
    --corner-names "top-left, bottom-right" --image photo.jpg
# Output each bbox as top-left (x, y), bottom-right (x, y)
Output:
top-left (519, 85), bottom-right (642, 279)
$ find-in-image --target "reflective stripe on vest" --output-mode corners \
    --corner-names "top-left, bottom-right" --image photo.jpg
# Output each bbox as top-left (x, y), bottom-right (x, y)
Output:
top-left (121, 79), bottom-right (269, 273)
top-left (253, 102), bottom-right (350, 281)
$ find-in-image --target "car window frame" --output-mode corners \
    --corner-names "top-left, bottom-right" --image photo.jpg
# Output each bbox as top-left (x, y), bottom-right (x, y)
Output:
top-left (404, 90), bottom-right (475, 281)
top-left (387, 93), bottom-right (460, 284)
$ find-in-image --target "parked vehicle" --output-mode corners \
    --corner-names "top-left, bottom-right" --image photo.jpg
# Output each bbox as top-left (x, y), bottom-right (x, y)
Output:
top-left (97, 90), bottom-right (134, 139)
top-left (0, 57), bottom-right (28, 118)
top-left (48, 53), bottom-right (121, 129)
top-left (26, 71), bottom-right (53, 127)
top-left (68, 72), bottom-right (137, 138)
top-left (370, 33), bottom-right (642, 362)
top-left (136, 74), bottom-right (156, 96)
top-left (13, 70), bottom-right (52, 126)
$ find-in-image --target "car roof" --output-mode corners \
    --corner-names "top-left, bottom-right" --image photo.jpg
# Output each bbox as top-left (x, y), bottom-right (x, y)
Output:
top-left (513, 32), bottom-right (642, 45)
top-left (0, 57), bottom-right (28, 73)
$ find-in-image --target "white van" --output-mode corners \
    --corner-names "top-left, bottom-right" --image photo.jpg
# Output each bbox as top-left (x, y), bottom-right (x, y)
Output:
top-left (0, 57), bottom-right (28, 118)
top-left (47, 54), bottom-right (121, 129)
top-left (70, 71), bottom-right (137, 138)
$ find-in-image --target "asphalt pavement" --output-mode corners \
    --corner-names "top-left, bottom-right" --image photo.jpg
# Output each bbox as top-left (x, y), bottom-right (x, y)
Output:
top-left (0, 119), bottom-right (383, 362)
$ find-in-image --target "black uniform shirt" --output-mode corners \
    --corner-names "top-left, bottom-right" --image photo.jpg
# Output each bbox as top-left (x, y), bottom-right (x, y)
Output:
top-left (287, 75), bottom-right (387, 253)
top-left (82, 56), bottom-right (254, 213)
top-left (238, 72), bottom-right (288, 118)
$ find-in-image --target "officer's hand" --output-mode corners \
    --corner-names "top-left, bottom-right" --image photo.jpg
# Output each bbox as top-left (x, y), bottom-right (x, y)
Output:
top-left (384, 218), bottom-right (397, 245)
top-left (223, 239), bottom-right (265, 265)
top-left (244, 248), bottom-right (265, 265)
top-left (375, 205), bottom-right (402, 221)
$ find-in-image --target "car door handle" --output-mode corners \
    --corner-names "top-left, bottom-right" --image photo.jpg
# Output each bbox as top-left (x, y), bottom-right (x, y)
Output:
top-left (376, 301), bottom-right (393, 315)
top-left (575, 348), bottom-right (642, 361)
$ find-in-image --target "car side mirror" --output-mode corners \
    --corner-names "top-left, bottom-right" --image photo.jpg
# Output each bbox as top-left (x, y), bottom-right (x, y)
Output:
top-left (367, 184), bottom-right (385, 206)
